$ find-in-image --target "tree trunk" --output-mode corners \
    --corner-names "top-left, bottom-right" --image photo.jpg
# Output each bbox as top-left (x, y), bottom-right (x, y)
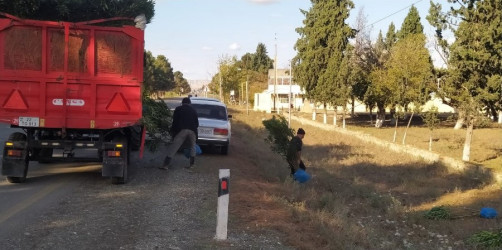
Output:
top-left (351, 96), bottom-right (355, 117)
top-left (462, 118), bottom-right (474, 161)
top-left (393, 117), bottom-right (398, 143)
top-left (342, 109), bottom-right (346, 129)
top-left (375, 104), bottom-right (385, 128)
top-left (489, 106), bottom-right (498, 122)
top-left (323, 108), bottom-right (327, 124)
top-left (369, 109), bottom-right (373, 125)
top-left (429, 132), bottom-right (433, 151)
top-left (402, 112), bottom-right (414, 145)
top-left (454, 110), bottom-right (465, 130)
top-left (390, 105), bottom-right (396, 125)
top-left (333, 109), bottom-right (338, 127)
top-left (312, 104), bottom-right (316, 121)
top-left (498, 111), bottom-right (502, 124)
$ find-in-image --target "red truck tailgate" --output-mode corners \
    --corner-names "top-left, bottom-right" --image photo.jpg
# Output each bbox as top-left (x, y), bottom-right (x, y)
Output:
top-left (0, 15), bottom-right (144, 129)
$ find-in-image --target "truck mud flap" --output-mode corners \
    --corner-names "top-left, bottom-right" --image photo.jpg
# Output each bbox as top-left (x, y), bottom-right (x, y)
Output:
top-left (1, 158), bottom-right (27, 177)
top-left (102, 158), bottom-right (126, 177)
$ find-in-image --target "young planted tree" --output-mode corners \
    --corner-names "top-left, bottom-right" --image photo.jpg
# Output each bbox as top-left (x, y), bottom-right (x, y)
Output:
top-left (366, 23), bottom-right (399, 128)
top-left (386, 34), bottom-right (433, 145)
top-left (262, 116), bottom-right (295, 161)
top-left (422, 106), bottom-right (440, 151)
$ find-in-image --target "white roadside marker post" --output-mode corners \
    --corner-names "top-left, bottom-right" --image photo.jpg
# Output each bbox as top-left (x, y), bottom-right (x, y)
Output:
top-left (215, 169), bottom-right (230, 240)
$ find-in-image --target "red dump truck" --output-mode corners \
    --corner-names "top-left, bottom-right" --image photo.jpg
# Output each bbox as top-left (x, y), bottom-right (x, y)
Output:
top-left (0, 13), bottom-right (145, 184)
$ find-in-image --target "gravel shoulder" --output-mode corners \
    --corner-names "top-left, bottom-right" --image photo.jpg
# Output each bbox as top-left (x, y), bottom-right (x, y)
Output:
top-left (0, 128), bottom-right (291, 249)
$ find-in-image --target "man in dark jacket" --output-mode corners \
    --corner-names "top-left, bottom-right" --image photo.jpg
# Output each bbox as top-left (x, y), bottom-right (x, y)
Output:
top-left (160, 97), bottom-right (199, 170)
top-left (286, 128), bottom-right (306, 175)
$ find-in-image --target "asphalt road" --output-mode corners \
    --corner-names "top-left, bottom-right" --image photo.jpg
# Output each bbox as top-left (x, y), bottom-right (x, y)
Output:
top-left (0, 124), bottom-right (102, 240)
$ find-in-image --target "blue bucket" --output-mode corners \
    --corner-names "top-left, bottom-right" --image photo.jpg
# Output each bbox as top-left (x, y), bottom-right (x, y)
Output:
top-left (293, 169), bottom-right (311, 183)
top-left (183, 144), bottom-right (202, 158)
top-left (480, 207), bottom-right (498, 219)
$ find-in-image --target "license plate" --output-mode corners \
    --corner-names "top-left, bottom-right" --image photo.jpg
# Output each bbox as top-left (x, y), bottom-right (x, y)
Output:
top-left (198, 127), bottom-right (213, 136)
top-left (19, 117), bottom-right (39, 127)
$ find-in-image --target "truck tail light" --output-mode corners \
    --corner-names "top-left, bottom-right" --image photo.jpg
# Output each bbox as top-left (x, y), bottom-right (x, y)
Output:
top-left (7, 149), bottom-right (22, 157)
top-left (107, 151), bottom-right (121, 157)
top-left (214, 128), bottom-right (228, 136)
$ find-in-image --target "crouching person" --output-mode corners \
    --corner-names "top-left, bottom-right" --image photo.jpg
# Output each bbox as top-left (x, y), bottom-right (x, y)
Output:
top-left (286, 128), bottom-right (306, 176)
top-left (160, 97), bottom-right (199, 170)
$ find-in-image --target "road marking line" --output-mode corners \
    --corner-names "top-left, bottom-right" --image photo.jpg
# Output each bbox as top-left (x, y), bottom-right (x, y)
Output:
top-left (0, 180), bottom-right (68, 225)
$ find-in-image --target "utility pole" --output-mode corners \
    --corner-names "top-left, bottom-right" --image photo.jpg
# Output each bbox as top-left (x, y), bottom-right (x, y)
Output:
top-left (246, 74), bottom-right (249, 115)
top-left (273, 34), bottom-right (277, 113)
top-left (219, 68), bottom-right (223, 102)
top-left (288, 60), bottom-right (292, 127)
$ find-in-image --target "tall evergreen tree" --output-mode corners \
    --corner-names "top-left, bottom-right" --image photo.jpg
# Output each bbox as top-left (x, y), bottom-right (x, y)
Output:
top-left (385, 22), bottom-right (398, 51)
top-left (428, 0), bottom-right (502, 160)
top-left (252, 43), bottom-right (273, 74)
top-left (294, 0), bottom-right (355, 109)
top-left (398, 6), bottom-right (424, 39)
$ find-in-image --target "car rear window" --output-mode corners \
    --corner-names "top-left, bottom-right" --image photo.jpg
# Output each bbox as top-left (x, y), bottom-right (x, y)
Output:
top-left (191, 104), bottom-right (227, 121)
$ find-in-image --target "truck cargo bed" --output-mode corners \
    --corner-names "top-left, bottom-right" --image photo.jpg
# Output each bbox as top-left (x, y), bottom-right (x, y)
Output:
top-left (0, 14), bottom-right (144, 129)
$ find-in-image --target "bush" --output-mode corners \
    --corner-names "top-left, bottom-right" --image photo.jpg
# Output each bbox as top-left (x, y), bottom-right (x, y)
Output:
top-left (424, 206), bottom-right (451, 220)
top-left (468, 229), bottom-right (502, 248)
top-left (141, 96), bottom-right (172, 151)
top-left (262, 115), bottom-right (294, 160)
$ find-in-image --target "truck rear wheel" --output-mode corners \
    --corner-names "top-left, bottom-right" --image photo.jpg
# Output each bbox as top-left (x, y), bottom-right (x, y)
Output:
top-left (4, 132), bottom-right (29, 183)
top-left (111, 135), bottom-right (129, 185)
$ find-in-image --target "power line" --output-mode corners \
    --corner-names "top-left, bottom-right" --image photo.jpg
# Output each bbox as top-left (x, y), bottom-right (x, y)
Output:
top-left (367, 0), bottom-right (425, 29)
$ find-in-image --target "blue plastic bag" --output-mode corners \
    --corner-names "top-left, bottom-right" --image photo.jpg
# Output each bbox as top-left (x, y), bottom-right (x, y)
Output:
top-left (183, 144), bottom-right (202, 158)
top-left (293, 169), bottom-right (311, 183)
top-left (480, 207), bottom-right (498, 219)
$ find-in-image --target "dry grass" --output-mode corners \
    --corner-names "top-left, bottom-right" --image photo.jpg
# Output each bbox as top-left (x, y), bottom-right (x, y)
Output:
top-left (229, 107), bottom-right (502, 249)
top-left (299, 112), bottom-right (502, 169)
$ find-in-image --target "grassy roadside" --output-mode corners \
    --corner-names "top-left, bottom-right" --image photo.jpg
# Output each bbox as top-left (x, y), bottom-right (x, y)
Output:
top-left (229, 107), bottom-right (502, 249)
top-left (297, 111), bottom-right (502, 169)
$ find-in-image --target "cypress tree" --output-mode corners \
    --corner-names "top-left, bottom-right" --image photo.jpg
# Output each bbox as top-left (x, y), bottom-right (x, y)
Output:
top-left (398, 5), bottom-right (424, 39)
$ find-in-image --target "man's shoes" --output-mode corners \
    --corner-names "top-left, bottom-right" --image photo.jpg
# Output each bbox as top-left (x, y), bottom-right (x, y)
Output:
top-left (159, 156), bottom-right (171, 170)
top-left (185, 157), bottom-right (195, 172)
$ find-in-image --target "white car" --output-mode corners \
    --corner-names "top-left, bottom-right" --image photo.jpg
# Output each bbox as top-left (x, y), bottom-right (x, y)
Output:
top-left (164, 97), bottom-right (231, 155)
top-left (190, 99), bottom-right (231, 155)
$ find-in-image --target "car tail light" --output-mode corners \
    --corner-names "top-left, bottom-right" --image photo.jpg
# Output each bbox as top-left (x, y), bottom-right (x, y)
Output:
top-left (214, 128), bottom-right (228, 135)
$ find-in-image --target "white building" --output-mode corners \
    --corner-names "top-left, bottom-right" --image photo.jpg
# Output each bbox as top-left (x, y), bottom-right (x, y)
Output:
top-left (254, 69), bottom-right (305, 113)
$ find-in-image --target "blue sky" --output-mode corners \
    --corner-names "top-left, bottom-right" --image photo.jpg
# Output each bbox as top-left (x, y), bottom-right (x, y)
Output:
top-left (145, 0), bottom-right (438, 82)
